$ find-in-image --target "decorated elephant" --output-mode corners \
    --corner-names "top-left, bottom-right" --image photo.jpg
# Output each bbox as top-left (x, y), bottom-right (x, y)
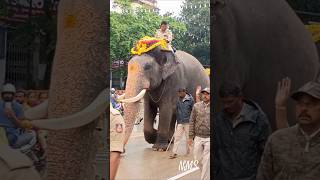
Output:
top-left (119, 38), bottom-right (209, 150)
top-left (23, 0), bottom-right (108, 179)
top-left (213, 0), bottom-right (320, 129)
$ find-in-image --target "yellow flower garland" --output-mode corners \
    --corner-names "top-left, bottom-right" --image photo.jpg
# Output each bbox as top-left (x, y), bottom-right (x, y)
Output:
top-left (131, 36), bottom-right (169, 55)
top-left (306, 24), bottom-right (320, 42)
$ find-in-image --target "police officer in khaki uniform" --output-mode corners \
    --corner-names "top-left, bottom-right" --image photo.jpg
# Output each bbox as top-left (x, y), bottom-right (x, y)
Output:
top-left (257, 80), bottom-right (320, 180)
top-left (0, 144), bottom-right (41, 180)
top-left (110, 103), bottom-right (125, 180)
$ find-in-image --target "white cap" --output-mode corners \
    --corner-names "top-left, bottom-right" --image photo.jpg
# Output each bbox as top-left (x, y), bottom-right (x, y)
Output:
top-left (2, 83), bottom-right (16, 94)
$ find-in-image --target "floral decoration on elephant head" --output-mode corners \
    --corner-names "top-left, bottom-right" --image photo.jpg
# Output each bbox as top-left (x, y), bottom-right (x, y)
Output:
top-left (131, 36), bottom-right (168, 55)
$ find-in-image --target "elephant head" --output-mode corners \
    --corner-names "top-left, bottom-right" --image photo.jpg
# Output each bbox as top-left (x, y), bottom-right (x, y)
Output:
top-left (119, 46), bottom-right (178, 144)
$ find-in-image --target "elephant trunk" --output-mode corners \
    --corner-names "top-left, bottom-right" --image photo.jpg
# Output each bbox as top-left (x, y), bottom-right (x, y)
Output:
top-left (122, 67), bottom-right (149, 145)
top-left (42, 0), bottom-right (108, 179)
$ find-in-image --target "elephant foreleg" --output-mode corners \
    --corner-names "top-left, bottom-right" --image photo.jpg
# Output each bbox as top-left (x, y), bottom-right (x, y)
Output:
top-left (143, 101), bottom-right (158, 144)
top-left (152, 106), bottom-right (173, 151)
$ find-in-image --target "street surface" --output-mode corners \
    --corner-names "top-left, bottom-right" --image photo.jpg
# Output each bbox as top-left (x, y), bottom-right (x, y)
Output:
top-left (116, 121), bottom-right (201, 180)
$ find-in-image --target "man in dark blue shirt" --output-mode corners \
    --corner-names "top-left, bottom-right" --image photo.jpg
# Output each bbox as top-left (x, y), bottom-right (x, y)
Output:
top-left (169, 88), bottom-right (194, 159)
top-left (214, 81), bottom-right (271, 180)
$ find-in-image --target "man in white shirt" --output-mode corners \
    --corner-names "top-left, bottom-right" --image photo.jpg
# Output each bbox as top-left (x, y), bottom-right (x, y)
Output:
top-left (155, 21), bottom-right (174, 52)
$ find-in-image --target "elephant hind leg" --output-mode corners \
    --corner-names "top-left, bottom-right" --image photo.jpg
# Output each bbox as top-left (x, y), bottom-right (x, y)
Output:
top-left (143, 103), bottom-right (158, 144)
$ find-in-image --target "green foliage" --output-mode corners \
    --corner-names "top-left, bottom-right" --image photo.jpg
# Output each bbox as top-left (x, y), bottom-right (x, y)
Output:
top-left (110, 10), bottom-right (160, 61)
top-left (110, 2), bottom-right (187, 63)
top-left (111, 0), bottom-right (210, 71)
top-left (179, 0), bottom-right (210, 65)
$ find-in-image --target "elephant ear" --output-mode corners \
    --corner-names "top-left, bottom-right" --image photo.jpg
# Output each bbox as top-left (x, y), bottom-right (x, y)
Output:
top-left (160, 50), bottom-right (178, 80)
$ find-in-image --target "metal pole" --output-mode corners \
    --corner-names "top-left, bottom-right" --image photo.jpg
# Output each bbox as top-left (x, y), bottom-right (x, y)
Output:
top-left (166, 121), bottom-right (177, 151)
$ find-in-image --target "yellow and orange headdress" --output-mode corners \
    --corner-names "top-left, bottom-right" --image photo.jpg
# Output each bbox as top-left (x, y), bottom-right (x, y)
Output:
top-left (131, 36), bottom-right (168, 55)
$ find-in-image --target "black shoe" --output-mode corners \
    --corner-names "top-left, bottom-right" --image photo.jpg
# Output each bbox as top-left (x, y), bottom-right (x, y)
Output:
top-left (169, 153), bottom-right (177, 159)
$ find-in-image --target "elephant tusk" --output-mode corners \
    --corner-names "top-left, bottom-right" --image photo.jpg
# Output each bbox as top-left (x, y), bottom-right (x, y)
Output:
top-left (30, 88), bottom-right (108, 130)
top-left (25, 100), bottom-right (49, 119)
top-left (118, 89), bottom-right (146, 103)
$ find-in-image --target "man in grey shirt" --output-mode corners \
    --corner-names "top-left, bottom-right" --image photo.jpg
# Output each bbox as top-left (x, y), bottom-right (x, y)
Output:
top-left (188, 87), bottom-right (210, 180)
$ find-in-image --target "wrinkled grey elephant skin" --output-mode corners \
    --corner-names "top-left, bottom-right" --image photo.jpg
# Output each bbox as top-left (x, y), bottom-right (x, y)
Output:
top-left (124, 47), bottom-right (209, 150)
top-left (213, 0), bottom-right (320, 129)
top-left (43, 0), bottom-right (108, 179)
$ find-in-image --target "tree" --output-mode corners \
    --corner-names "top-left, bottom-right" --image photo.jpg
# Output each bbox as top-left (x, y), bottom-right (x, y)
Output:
top-left (110, 1), bottom-right (187, 80)
top-left (179, 0), bottom-right (210, 65)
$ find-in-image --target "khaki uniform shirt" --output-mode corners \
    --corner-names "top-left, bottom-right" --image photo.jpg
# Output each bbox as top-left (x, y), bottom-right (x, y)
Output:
top-left (110, 108), bottom-right (125, 153)
top-left (0, 144), bottom-right (41, 180)
top-left (189, 101), bottom-right (210, 138)
top-left (257, 124), bottom-right (320, 180)
top-left (155, 29), bottom-right (173, 51)
top-left (22, 102), bottom-right (31, 112)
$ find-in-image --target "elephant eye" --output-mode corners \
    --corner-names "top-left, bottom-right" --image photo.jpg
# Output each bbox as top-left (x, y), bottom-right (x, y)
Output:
top-left (144, 64), bottom-right (152, 70)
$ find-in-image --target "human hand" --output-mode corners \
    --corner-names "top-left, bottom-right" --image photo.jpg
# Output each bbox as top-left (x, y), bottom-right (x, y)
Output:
top-left (196, 86), bottom-right (202, 95)
top-left (275, 77), bottom-right (291, 108)
top-left (19, 120), bottom-right (33, 130)
top-left (188, 138), bottom-right (193, 147)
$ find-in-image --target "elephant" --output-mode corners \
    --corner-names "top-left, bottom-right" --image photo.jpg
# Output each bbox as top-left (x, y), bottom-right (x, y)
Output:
top-left (23, 0), bottom-right (108, 179)
top-left (120, 46), bottom-right (209, 150)
top-left (213, 0), bottom-right (320, 129)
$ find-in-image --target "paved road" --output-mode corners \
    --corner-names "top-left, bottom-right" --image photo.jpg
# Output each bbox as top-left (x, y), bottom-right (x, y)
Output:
top-left (116, 133), bottom-right (201, 180)
top-left (108, 101), bottom-right (202, 180)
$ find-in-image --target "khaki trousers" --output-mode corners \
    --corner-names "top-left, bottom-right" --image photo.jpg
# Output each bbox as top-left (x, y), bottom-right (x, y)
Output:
top-left (193, 136), bottom-right (210, 180)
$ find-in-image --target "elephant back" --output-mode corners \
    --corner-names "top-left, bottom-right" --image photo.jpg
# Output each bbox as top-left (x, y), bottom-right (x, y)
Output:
top-left (174, 50), bottom-right (210, 98)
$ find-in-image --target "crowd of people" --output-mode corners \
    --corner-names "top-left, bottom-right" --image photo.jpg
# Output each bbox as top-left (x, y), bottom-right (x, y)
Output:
top-left (109, 85), bottom-right (211, 180)
top-left (168, 86), bottom-right (210, 180)
top-left (109, 77), bottom-right (320, 180)
top-left (214, 78), bottom-right (320, 180)
top-left (0, 83), bottom-right (47, 154)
